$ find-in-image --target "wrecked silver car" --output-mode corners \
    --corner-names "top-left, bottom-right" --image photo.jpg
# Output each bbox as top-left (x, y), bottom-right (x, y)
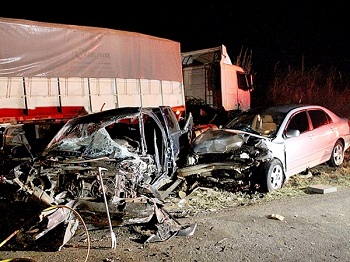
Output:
top-left (178, 104), bottom-right (350, 193)
top-left (0, 106), bottom-right (195, 251)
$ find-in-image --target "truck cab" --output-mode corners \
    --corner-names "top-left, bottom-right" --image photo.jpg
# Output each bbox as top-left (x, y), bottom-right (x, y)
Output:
top-left (182, 45), bottom-right (253, 126)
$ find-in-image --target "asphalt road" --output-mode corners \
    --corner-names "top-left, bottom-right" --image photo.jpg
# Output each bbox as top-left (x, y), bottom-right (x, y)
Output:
top-left (1, 187), bottom-right (349, 261)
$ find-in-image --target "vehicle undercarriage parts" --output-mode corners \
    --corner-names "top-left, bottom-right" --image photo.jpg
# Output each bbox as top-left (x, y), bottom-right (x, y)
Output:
top-left (2, 160), bottom-right (197, 251)
top-left (98, 167), bottom-right (117, 249)
top-left (42, 204), bottom-right (90, 254)
top-left (144, 202), bottom-right (197, 243)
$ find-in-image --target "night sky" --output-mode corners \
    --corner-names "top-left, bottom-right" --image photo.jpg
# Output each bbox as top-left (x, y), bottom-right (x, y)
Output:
top-left (1, 2), bottom-right (349, 86)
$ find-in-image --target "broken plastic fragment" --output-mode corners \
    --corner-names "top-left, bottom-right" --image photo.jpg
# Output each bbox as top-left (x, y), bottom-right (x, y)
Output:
top-left (266, 214), bottom-right (285, 221)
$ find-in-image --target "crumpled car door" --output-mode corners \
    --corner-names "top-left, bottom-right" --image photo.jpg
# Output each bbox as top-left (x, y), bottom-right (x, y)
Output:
top-left (151, 107), bottom-right (183, 172)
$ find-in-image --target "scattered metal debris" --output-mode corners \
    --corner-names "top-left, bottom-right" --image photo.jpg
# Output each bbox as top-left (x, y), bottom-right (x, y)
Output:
top-left (266, 214), bottom-right (285, 221)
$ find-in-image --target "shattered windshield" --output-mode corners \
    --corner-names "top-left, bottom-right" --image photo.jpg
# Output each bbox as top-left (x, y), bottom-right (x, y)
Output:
top-left (44, 119), bottom-right (139, 159)
top-left (226, 108), bottom-right (285, 137)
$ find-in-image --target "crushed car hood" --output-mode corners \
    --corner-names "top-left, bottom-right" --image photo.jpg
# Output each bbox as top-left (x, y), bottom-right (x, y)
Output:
top-left (192, 129), bottom-right (246, 153)
top-left (177, 128), bottom-right (273, 191)
top-left (191, 128), bottom-right (269, 154)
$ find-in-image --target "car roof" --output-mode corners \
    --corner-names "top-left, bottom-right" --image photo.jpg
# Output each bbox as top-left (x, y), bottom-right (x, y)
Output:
top-left (66, 106), bottom-right (166, 125)
top-left (250, 104), bottom-right (317, 114)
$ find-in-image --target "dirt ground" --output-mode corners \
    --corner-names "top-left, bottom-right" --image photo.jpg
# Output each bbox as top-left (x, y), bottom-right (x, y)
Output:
top-left (1, 158), bottom-right (350, 261)
top-left (1, 187), bottom-right (350, 262)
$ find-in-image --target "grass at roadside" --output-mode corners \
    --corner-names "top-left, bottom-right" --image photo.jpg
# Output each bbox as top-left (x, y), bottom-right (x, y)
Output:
top-left (266, 160), bottom-right (350, 201)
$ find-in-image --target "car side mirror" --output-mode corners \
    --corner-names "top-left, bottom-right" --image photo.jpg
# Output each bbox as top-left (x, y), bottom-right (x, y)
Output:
top-left (286, 129), bottom-right (300, 138)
